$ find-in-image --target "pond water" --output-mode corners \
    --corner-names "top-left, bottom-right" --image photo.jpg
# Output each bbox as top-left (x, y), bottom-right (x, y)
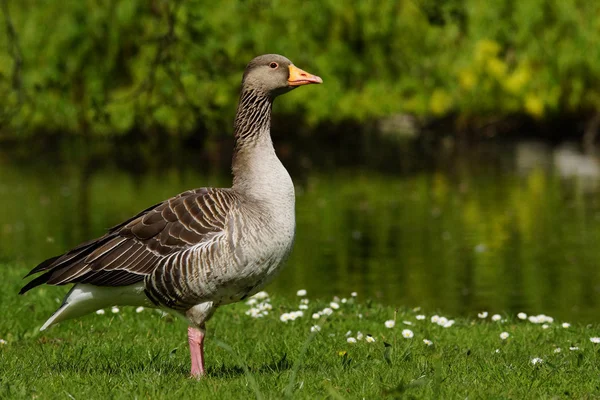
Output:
top-left (2, 134), bottom-right (600, 322)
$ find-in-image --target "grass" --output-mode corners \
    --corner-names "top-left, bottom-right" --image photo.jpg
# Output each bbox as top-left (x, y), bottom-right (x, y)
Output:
top-left (2, 263), bottom-right (600, 399)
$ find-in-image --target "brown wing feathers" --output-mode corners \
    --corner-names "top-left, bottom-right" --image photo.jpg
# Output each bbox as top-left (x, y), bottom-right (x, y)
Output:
top-left (20, 188), bottom-right (234, 295)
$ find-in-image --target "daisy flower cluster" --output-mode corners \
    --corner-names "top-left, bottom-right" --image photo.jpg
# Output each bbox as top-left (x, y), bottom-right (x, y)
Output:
top-left (307, 292), bottom-right (358, 337)
top-left (311, 296), bottom-right (351, 321)
top-left (345, 330), bottom-right (376, 344)
top-left (478, 311), bottom-right (561, 327)
top-left (480, 311), bottom-right (558, 326)
top-left (477, 312), bottom-right (503, 322)
top-left (429, 315), bottom-right (455, 328)
top-left (244, 290), bottom-right (356, 324)
top-left (527, 314), bottom-right (554, 324)
top-left (244, 291), bottom-right (273, 318)
top-left (280, 289), bottom-right (314, 322)
top-left (478, 310), bottom-right (600, 362)
top-left (378, 310), bottom-right (441, 346)
top-left (280, 310), bottom-right (304, 322)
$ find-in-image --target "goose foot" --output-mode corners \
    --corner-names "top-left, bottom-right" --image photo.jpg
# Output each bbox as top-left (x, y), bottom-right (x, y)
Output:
top-left (188, 326), bottom-right (206, 378)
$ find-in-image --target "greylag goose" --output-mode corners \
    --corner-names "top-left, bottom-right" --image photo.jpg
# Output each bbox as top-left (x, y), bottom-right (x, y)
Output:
top-left (20, 54), bottom-right (322, 378)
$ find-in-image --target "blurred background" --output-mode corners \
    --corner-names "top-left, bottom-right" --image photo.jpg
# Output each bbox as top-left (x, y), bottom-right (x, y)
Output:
top-left (2, 0), bottom-right (600, 321)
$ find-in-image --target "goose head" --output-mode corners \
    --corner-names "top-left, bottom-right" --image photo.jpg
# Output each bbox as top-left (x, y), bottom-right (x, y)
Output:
top-left (241, 54), bottom-right (323, 97)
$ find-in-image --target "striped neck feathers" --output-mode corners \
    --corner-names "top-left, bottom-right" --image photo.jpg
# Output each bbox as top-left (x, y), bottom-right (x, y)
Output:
top-left (231, 89), bottom-right (294, 200)
top-left (233, 89), bottom-right (273, 151)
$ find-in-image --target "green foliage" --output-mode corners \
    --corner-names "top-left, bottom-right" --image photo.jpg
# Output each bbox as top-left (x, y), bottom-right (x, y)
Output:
top-left (1, 0), bottom-right (600, 137)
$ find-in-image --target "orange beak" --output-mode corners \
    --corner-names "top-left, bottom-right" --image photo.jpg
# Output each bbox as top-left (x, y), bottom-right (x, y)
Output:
top-left (288, 65), bottom-right (323, 86)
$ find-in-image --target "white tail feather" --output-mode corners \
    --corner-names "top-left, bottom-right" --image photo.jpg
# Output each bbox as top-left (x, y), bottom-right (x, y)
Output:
top-left (40, 282), bottom-right (152, 331)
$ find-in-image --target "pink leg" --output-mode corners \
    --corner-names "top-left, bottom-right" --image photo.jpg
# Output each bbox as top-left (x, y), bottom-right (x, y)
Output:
top-left (188, 326), bottom-right (206, 378)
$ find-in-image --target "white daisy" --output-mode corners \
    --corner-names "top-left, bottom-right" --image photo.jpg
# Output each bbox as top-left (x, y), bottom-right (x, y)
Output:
top-left (517, 312), bottom-right (527, 320)
top-left (296, 289), bottom-right (307, 297)
top-left (321, 307), bottom-right (334, 316)
top-left (423, 339), bottom-right (433, 346)
top-left (356, 332), bottom-right (364, 340)
top-left (590, 337), bottom-right (600, 344)
top-left (531, 357), bottom-right (543, 365)
top-left (330, 302), bottom-right (340, 310)
top-left (500, 332), bottom-right (509, 340)
top-left (442, 319), bottom-right (455, 328)
top-left (562, 323), bottom-right (571, 328)
top-left (416, 315), bottom-right (426, 320)
top-left (529, 314), bottom-right (553, 324)
top-left (366, 335), bottom-right (376, 343)
top-left (135, 306), bottom-right (144, 313)
top-left (491, 314), bottom-right (502, 321)
top-left (312, 313), bottom-right (320, 319)
top-left (111, 306), bottom-right (120, 314)
top-left (384, 320), bottom-right (395, 328)
top-left (253, 291), bottom-right (269, 300)
top-left (478, 311), bottom-right (488, 319)
top-left (280, 313), bottom-right (291, 322)
top-left (554, 348), bottom-right (561, 353)
top-left (96, 309), bottom-right (105, 315)
top-left (402, 329), bottom-right (414, 339)
top-left (310, 325), bottom-right (321, 333)
top-left (245, 308), bottom-right (261, 318)
top-left (347, 337), bottom-right (357, 343)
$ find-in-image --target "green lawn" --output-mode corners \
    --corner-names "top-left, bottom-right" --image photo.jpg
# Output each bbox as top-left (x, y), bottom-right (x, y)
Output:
top-left (2, 263), bottom-right (600, 399)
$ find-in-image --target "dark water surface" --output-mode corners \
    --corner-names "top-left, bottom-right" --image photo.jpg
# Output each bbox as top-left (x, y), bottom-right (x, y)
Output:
top-left (2, 135), bottom-right (600, 322)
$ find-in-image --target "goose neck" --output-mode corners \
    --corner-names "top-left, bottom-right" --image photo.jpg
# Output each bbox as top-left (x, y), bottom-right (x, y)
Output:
top-left (233, 89), bottom-right (273, 151)
top-left (231, 90), bottom-right (293, 201)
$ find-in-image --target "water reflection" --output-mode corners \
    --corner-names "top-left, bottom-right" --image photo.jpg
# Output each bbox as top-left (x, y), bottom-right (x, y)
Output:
top-left (2, 136), bottom-right (600, 322)
top-left (517, 140), bottom-right (600, 188)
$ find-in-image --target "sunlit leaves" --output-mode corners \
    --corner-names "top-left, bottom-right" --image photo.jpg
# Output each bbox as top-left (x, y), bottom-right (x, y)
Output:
top-left (1, 0), bottom-right (600, 136)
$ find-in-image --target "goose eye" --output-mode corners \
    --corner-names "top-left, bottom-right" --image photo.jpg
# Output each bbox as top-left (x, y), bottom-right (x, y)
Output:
top-left (269, 62), bottom-right (278, 69)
